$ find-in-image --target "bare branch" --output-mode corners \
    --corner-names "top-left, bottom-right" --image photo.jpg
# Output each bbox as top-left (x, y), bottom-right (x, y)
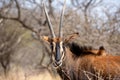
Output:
top-left (0, 0), bottom-right (13, 12)
top-left (14, 0), bottom-right (21, 19)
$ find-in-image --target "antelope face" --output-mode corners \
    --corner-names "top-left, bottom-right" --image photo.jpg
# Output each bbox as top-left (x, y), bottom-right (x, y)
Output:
top-left (43, 36), bottom-right (65, 67)
top-left (51, 40), bottom-right (65, 66)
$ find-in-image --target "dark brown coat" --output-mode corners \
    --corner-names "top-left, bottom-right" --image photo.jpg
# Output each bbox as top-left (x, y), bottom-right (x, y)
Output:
top-left (57, 43), bottom-right (120, 80)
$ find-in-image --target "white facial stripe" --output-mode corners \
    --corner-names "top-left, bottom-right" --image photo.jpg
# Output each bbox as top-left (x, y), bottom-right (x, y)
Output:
top-left (60, 51), bottom-right (65, 61)
top-left (60, 41), bottom-right (65, 61)
top-left (52, 42), bottom-right (56, 52)
top-left (60, 41), bottom-right (63, 52)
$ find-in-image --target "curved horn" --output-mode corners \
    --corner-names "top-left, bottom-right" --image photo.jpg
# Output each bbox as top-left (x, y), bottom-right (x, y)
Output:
top-left (59, 0), bottom-right (66, 38)
top-left (43, 3), bottom-right (56, 38)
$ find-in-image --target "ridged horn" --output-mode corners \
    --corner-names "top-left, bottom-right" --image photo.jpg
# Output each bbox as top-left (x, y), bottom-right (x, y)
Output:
top-left (43, 3), bottom-right (56, 38)
top-left (59, 0), bottom-right (66, 38)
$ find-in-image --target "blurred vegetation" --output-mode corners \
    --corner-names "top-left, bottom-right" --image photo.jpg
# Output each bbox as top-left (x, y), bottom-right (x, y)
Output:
top-left (0, 0), bottom-right (120, 80)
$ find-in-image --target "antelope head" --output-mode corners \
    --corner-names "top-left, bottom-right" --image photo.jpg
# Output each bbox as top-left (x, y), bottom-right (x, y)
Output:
top-left (42, 0), bottom-right (79, 67)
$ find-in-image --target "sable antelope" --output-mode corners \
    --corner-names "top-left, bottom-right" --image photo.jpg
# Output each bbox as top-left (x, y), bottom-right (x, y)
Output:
top-left (42, 1), bottom-right (120, 80)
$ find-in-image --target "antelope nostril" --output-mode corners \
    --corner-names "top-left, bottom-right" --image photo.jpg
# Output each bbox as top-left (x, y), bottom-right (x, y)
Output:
top-left (53, 61), bottom-right (62, 68)
top-left (55, 58), bottom-right (61, 62)
top-left (55, 60), bottom-right (62, 66)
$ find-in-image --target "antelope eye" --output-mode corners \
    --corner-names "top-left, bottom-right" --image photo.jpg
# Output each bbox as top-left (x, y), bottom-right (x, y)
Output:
top-left (50, 43), bottom-right (53, 50)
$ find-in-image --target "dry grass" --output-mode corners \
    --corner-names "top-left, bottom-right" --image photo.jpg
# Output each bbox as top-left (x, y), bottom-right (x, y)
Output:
top-left (0, 65), bottom-right (61, 80)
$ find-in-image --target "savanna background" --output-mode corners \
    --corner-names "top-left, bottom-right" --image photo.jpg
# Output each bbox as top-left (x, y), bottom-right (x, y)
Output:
top-left (0, 0), bottom-right (120, 80)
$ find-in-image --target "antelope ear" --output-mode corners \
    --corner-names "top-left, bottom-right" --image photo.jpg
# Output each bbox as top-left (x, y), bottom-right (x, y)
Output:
top-left (41, 36), bottom-right (52, 43)
top-left (64, 32), bottom-right (79, 43)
